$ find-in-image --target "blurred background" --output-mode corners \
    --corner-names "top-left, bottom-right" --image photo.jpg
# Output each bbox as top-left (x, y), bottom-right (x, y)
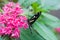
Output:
top-left (50, 10), bottom-right (60, 19)
top-left (0, 0), bottom-right (60, 40)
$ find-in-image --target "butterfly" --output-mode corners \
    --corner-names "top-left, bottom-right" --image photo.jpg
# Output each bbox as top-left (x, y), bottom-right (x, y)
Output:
top-left (28, 11), bottom-right (41, 33)
top-left (28, 11), bottom-right (41, 27)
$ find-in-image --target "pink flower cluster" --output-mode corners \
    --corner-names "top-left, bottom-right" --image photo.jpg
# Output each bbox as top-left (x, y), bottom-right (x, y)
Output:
top-left (55, 27), bottom-right (60, 33)
top-left (0, 2), bottom-right (28, 38)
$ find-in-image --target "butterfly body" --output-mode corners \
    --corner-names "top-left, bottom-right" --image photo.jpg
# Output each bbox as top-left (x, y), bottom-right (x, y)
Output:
top-left (28, 12), bottom-right (41, 33)
top-left (28, 12), bottom-right (41, 26)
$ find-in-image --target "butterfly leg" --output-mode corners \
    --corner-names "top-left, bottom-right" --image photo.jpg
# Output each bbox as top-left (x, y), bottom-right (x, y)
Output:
top-left (29, 25), bottom-right (33, 34)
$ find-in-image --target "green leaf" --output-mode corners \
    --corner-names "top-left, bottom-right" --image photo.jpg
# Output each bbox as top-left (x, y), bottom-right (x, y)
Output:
top-left (41, 0), bottom-right (60, 10)
top-left (33, 22), bottom-right (58, 40)
top-left (0, 37), bottom-right (3, 40)
top-left (18, 0), bottom-right (60, 10)
top-left (31, 2), bottom-right (40, 13)
top-left (42, 13), bottom-right (59, 22)
top-left (13, 0), bottom-right (18, 3)
top-left (18, 0), bottom-right (41, 8)
top-left (40, 13), bottom-right (60, 28)
top-left (20, 29), bottom-right (45, 40)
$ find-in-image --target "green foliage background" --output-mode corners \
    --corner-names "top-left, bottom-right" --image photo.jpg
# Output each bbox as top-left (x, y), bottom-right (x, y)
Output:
top-left (0, 0), bottom-right (60, 40)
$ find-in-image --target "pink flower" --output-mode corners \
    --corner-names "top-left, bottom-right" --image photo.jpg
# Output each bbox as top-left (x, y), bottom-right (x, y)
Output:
top-left (0, 27), bottom-right (5, 35)
top-left (55, 27), bottom-right (60, 33)
top-left (23, 23), bottom-right (29, 29)
top-left (0, 2), bottom-right (29, 38)
top-left (11, 28), bottom-right (20, 38)
top-left (4, 27), bottom-right (12, 35)
top-left (19, 21), bottom-right (25, 28)
top-left (6, 2), bottom-right (15, 7)
top-left (3, 2), bottom-right (23, 16)
top-left (0, 27), bottom-right (12, 35)
top-left (19, 16), bottom-right (28, 21)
